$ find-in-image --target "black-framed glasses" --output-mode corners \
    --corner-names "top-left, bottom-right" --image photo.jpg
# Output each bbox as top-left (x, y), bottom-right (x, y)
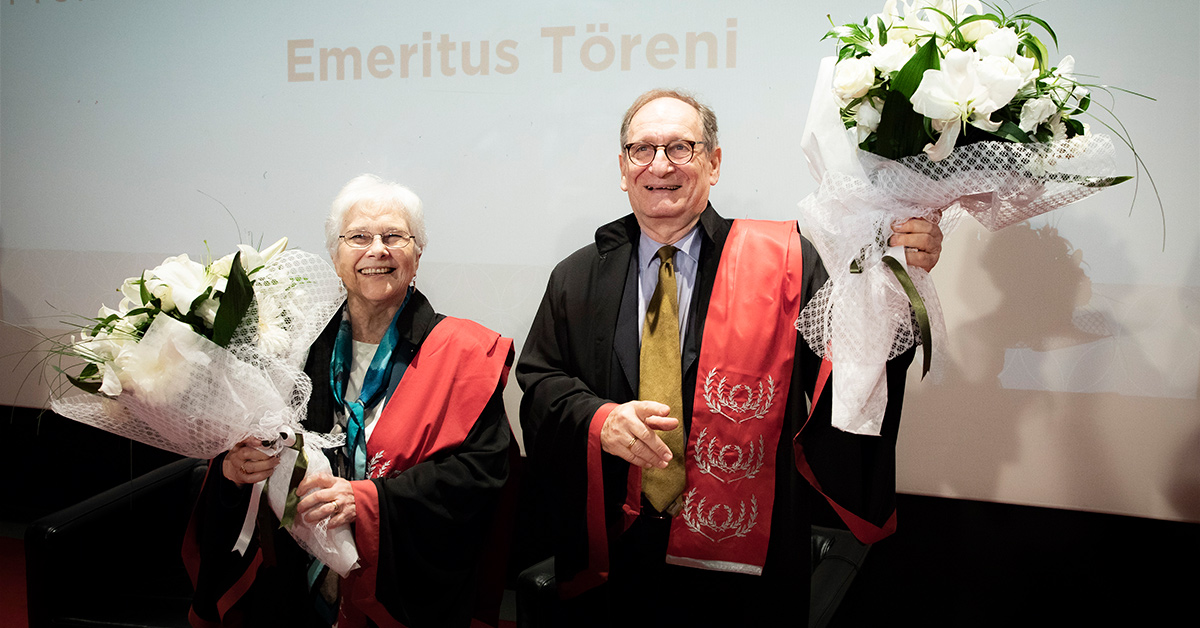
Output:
top-left (339, 231), bottom-right (415, 249)
top-left (623, 139), bottom-right (706, 166)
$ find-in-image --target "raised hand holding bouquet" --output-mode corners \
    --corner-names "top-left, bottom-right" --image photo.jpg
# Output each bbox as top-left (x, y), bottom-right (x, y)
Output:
top-left (50, 238), bottom-right (358, 576)
top-left (797, 0), bottom-right (1142, 435)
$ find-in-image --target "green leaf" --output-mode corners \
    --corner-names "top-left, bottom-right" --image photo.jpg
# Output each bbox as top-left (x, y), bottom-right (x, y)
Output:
top-left (1013, 13), bottom-right (1058, 48)
top-left (964, 13), bottom-right (1002, 26)
top-left (65, 371), bottom-right (103, 395)
top-left (79, 363), bottom-right (99, 378)
top-left (872, 89), bottom-right (930, 159)
top-left (210, 251), bottom-right (254, 348)
top-left (1064, 118), bottom-right (1086, 137)
top-left (990, 120), bottom-right (1033, 143)
top-left (1075, 93), bottom-right (1091, 114)
top-left (138, 272), bottom-right (152, 305)
top-left (90, 313), bottom-right (120, 336)
top-left (189, 285), bottom-right (214, 313)
top-left (1085, 175), bottom-right (1133, 187)
top-left (877, 16), bottom-right (887, 46)
top-left (892, 37), bottom-right (941, 100)
top-left (1022, 33), bottom-right (1050, 72)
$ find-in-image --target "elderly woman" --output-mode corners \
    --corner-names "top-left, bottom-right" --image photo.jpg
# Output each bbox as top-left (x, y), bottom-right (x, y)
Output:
top-left (186, 174), bottom-right (514, 628)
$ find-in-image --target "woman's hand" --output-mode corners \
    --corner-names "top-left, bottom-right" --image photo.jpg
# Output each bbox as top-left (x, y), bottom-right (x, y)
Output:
top-left (297, 473), bottom-right (357, 529)
top-left (222, 437), bottom-right (281, 485)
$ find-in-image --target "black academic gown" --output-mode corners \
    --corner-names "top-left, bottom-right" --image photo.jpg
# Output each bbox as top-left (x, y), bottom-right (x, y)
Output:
top-left (186, 290), bottom-right (512, 628)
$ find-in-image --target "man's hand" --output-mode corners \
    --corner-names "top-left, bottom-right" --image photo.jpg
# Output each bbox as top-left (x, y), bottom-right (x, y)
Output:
top-left (891, 217), bottom-right (943, 272)
top-left (599, 400), bottom-right (678, 469)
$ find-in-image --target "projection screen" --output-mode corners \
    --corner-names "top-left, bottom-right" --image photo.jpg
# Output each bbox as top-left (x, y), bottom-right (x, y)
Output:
top-left (2, 0), bottom-right (1196, 524)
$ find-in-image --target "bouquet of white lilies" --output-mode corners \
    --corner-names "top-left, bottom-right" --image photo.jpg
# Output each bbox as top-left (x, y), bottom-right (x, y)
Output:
top-left (50, 238), bottom-right (359, 576)
top-left (796, 0), bottom-right (1142, 435)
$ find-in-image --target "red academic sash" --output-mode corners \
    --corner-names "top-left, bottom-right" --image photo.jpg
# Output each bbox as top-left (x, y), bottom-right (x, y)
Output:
top-left (337, 317), bottom-right (513, 628)
top-left (662, 219), bottom-right (805, 574)
top-left (571, 220), bottom-right (803, 591)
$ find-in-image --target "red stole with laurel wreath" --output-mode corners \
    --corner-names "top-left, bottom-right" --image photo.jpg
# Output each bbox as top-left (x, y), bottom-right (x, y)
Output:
top-left (339, 317), bottom-right (513, 628)
top-left (664, 219), bottom-right (804, 574)
top-left (615, 219), bottom-right (804, 575)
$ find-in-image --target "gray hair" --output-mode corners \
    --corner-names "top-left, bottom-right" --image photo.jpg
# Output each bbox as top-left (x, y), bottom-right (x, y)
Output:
top-left (324, 174), bottom-right (428, 258)
top-left (619, 88), bottom-right (719, 151)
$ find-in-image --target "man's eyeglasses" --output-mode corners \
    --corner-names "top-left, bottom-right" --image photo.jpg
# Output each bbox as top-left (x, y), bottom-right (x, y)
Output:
top-left (339, 232), bottom-right (416, 249)
top-left (623, 139), bottom-right (706, 166)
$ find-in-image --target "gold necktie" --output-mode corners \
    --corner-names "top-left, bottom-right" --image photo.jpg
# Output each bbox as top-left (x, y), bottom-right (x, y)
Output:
top-left (640, 245), bottom-right (686, 512)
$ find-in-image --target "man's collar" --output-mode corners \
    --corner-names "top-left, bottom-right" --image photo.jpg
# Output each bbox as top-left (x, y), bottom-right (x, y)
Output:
top-left (638, 225), bottom-right (701, 268)
top-left (595, 203), bottom-right (723, 254)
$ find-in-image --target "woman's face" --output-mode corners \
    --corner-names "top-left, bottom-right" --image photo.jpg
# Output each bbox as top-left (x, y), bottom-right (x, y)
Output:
top-left (333, 203), bottom-right (420, 311)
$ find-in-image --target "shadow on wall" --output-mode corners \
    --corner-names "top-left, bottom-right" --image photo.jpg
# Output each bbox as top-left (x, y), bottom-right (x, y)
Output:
top-left (901, 221), bottom-right (1199, 519)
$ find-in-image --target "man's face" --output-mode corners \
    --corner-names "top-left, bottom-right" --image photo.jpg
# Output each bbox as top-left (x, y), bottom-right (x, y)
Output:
top-left (619, 97), bottom-right (721, 237)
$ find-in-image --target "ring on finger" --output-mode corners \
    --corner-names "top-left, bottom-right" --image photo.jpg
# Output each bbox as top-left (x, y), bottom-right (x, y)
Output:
top-left (330, 500), bottom-right (340, 515)
top-left (240, 463), bottom-right (249, 475)
top-left (626, 436), bottom-right (637, 449)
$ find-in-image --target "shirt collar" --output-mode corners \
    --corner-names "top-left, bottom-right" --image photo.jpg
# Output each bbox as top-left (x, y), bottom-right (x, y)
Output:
top-left (638, 223), bottom-right (702, 270)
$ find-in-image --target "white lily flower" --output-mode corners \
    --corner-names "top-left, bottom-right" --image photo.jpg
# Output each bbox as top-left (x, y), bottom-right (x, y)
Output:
top-left (960, 18), bottom-right (997, 43)
top-left (975, 55), bottom-right (1024, 112)
top-left (871, 0), bottom-right (903, 34)
top-left (98, 363), bottom-right (123, 397)
top-left (118, 277), bottom-right (148, 311)
top-left (147, 254), bottom-right (209, 314)
top-left (910, 49), bottom-right (1014, 160)
top-left (258, 237), bottom-right (288, 265)
top-left (208, 253), bottom-right (234, 279)
top-left (976, 27), bottom-right (1018, 60)
top-left (892, 3), bottom-right (937, 44)
top-left (1014, 56), bottom-right (1038, 87)
top-left (919, 0), bottom-right (985, 38)
top-left (115, 316), bottom-right (212, 406)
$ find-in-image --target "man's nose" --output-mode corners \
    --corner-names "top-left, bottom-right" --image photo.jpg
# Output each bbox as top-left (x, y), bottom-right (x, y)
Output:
top-left (647, 146), bottom-right (675, 175)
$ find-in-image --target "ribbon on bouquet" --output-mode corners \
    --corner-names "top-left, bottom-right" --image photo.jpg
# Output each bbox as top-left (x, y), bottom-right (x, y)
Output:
top-left (232, 424), bottom-right (345, 556)
top-left (854, 245), bottom-right (933, 379)
top-left (277, 433), bottom-right (308, 529)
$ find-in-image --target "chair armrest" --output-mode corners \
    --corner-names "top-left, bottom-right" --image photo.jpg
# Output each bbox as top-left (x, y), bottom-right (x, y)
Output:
top-left (809, 525), bottom-right (871, 628)
top-left (25, 457), bottom-right (207, 628)
top-left (516, 557), bottom-right (559, 628)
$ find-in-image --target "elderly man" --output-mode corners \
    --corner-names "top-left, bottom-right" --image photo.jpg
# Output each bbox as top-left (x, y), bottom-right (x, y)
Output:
top-left (517, 89), bottom-right (941, 625)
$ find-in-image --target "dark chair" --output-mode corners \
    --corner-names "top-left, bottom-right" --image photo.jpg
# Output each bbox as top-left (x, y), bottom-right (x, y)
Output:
top-left (516, 525), bottom-right (869, 628)
top-left (25, 457), bottom-right (208, 628)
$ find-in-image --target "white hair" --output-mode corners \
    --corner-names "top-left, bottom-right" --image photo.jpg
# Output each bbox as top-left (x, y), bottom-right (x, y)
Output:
top-left (325, 174), bottom-right (428, 258)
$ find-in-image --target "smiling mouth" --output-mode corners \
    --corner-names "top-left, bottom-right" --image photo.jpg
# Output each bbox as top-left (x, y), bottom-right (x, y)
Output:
top-left (359, 268), bottom-right (394, 275)
top-left (644, 185), bottom-right (681, 191)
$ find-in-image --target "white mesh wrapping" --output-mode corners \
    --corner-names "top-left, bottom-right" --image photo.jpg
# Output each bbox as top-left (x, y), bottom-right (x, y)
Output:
top-left (797, 57), bottom-right (1120, 435)
top-left (52, 248), bottom-right (357, 574)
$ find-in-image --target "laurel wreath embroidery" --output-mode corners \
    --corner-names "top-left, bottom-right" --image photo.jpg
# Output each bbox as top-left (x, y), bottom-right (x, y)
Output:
top-left (693, 428), bottom-right (766, 484)
top-left (703, 368), bottom-right (776, 423)
top-left (367, 450), bottom-right (391, 479)
top-left (680, 488), bottom-right (759, 543)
